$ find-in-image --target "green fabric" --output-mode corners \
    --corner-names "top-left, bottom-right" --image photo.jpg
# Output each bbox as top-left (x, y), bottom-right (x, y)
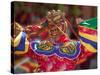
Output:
top-left (79, 18), bottom-right (97, 29)
top-left (15, 67), bottom-right (27, 73)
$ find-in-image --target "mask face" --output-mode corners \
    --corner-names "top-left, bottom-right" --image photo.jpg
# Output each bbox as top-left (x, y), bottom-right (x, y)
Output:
top-left (46, 10), bottom-right (67, 39)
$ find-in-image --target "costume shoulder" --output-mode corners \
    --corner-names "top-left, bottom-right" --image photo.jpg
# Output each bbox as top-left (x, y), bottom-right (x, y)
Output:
top-left (12, 31), bottom-right (29, 55)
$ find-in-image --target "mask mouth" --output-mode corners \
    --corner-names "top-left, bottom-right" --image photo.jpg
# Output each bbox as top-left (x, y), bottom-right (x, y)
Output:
top-left (49, 27), bottom-right (60, 36)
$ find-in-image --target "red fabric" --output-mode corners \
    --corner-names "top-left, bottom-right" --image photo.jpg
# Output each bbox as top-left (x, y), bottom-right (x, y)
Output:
top-left (32, 25), bottom-right (42, 31)
top-left (40, 32), bottom-right (49, 40)
top-left (23, 46), bottom-right (76, 72)
top-left (79, 26), bottom-right (97, 35)
top-left (75, 45), bottom-right (93, 64)
top-left (56, 35), bottom-right (70, 43)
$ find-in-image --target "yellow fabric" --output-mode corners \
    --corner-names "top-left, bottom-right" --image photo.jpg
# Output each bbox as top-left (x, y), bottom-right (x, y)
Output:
top-left (80, 40), bottom-right (96, 53)
top-left (14, 58), bottom-right (24, 65)
top-left (11, 32), bottom-right (23, 47)
top-left (79, 32), bottom-right (97, 42)
top-left (27, 61), bottom-right (39, 68)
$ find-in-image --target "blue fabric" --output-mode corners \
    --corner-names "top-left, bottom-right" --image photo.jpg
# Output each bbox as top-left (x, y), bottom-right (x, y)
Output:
top-left (31, 40), bottom-right (81, 59)
top-left (80, 36), bottom-right (97, 49)
top-left (15, 32), bottom-right (26, 51)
